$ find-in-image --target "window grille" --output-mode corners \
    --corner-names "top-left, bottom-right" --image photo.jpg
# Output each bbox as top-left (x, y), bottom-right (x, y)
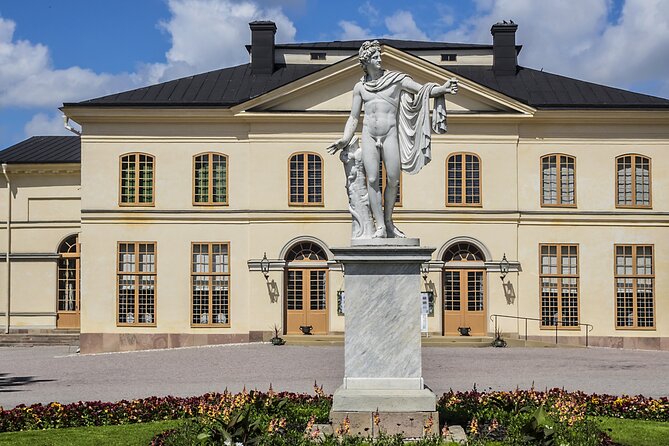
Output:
top-left (57, 235), bottom-right (80, 312)
top-left (289, 153), bottom-right (323, 205)
top-left (541, 154), bottom-right (575, 206)
top-left (120, 153), bottom-right (154, 205)
top-left (447, 153), bottom-right (481, 206)
top-left (616, 155), bottom-right (651, 207)
top-left (540, 244), bottom-right (579, 328)
top-left (117, 242), bottom-right (156, 325)
top-left (191, 243), bottom-right (230, 326)
top-left (194, 153), bottom-right (228, 205)
top-left (615, 245), bottom-right (654, 328)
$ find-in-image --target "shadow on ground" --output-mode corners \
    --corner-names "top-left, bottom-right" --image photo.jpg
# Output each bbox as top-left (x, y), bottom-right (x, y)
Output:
top-left (0, 373), bottom-right (55, 393)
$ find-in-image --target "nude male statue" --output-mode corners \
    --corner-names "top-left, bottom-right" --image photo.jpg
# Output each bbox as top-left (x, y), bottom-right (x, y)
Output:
top-left (328, 40), bottom-right (458, 238)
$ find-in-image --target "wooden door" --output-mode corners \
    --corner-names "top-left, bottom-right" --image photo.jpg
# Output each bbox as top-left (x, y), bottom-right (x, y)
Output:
top-left (443, 269), bottom-right (486, 336)
top-left (57, 236), bottom-right (80, 329)
top-left (286, 269), bottom-right (328, 334)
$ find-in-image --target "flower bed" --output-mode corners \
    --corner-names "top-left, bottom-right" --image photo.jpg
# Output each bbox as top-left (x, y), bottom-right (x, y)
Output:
top-left (1, 385), bottom-right (667, 436)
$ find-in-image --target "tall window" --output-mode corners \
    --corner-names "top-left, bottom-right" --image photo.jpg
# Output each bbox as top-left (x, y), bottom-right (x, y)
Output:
top-left (540, 244), bottom-right (579, 328)
top-left (541, 154), bottom-right (575, 206)
top-left (615, 245), bottom-right (654, 329)
top-left (117, 242), bottom-right (156, 325)
top-left (616, 155), bottom-right (651, 207)
top-left (447, 153), bottom-right (481, 206)
top-left (120, 153), bottom-right (154, 206)
top-left (378, 160), bottom-right (402, 205)
top-left (194, 153), bottom-right (228, 205)
top-left (57, 235), bottom-right (80, 313)
top-left (191, 243), bottom-right (230, 326)
top-left (289, 153), bottom-right (323, 205)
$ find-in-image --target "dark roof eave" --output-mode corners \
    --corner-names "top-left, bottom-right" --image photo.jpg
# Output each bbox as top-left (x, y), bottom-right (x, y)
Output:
top-left (62, 102), bottom-right (238, 108)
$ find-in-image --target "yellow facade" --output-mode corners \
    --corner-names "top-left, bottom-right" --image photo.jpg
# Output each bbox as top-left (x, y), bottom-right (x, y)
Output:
top-left (2, 41), bottom-right (668, 352)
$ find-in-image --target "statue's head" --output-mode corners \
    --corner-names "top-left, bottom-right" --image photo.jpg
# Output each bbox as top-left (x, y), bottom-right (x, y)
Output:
top-left (358, 40), bottom-right (381, 74)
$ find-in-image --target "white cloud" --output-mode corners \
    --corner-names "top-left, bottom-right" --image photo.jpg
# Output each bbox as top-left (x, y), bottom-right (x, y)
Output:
top-left (153, 0), bottom-right (296, 81)
top-left (358, 1), bottom-right (380, 25)
top-left (338, 20), bottom-right (372, 40)
top-left (438, 0), bottom-right (669, 96)
top-left (384, 11), bottom-right (428, 41)
top-left (24, 112), bottom-right (73, 137)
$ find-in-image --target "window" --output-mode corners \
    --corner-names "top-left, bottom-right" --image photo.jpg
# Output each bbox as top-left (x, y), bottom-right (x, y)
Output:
top-left (441, 54), bottom-right (457, 62)
top-left (616, 155), bottom-right (651, 207)
top-left (615, 245), bottom-right (654, 329)
top-left (540, 244), bottom-right (579, 328)
top-left (193, 153), bottom-right (228, 205)
top-left (310, 52), bottom-right (326, 60)
top-left (378, 160), bottom-right (402, 205)
top-left (120, 153), bottom-right (154, 206)
top-left (289, 152), bottom-right (323, 205)
top-left (117, 242), bottom-right (156, 325)
top-left (57, 235), bottom-right (80, 313)
top-left (446, 153), bottom-right (481, 206)
top-left (191, 243), bottom-right (230, 326)
top-left (541, 154), bottom-right (575, 206)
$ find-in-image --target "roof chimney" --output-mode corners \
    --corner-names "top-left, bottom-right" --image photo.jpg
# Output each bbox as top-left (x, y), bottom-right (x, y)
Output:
top-left (249, 21), bottom-right (277, 75)
top-left (491, 21), bottom-right (518, 75)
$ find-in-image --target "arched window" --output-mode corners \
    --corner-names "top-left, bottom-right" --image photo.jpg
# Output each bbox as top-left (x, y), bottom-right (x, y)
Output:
top-left (446, 153), bottom-right (481, 206)
top-left (120, 153), bottom-right (154, 206)
top-left (193, 153), bottom-right (228, 205)
top-left (541, 154), bottom-right (576, 206)
top-left (57, 235), bottom-right (80, 328)
top-left (443, 242), bottom-right (485, 262)
top-left (285, 241), bottom-right (328, 262)
top-left (289, 152), bottom-right (323, 205)
top-left (616, 154), bottom-right (651, 207)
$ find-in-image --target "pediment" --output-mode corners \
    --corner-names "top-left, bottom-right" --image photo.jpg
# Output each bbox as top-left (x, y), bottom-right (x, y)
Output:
top-left (236, 46), bottom-right (535, 116)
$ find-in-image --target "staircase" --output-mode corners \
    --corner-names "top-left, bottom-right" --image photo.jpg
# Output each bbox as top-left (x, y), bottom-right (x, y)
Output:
top-left (0, 329), bottom-right (80, 347)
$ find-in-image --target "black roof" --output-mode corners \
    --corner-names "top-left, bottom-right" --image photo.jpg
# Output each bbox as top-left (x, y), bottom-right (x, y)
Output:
top-left (0, 136), bottom-right (81, 164)
top-left (68, 63), bottom-right (327, 107)
top-left (65, 42), bottom-right (669, 110)
top-left (449, 65), bottom-right (669, 108)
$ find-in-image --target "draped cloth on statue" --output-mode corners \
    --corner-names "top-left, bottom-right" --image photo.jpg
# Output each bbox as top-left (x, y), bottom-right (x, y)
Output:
top-left (361, 71), bottom-right (448, 175)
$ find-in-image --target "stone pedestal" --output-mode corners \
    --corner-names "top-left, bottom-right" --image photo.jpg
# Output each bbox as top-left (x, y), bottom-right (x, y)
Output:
top-left (330, 239), bottom-right (437, 438)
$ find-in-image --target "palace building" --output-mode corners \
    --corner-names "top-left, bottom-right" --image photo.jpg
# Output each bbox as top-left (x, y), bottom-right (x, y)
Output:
top-left (1, 21), bottom-right (668, 353)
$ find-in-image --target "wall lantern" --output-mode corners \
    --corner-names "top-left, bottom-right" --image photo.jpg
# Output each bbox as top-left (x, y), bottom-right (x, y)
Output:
top-left (421, 263), bottom-right (430, 281)
top-left (260, 252), bottom-right (270, 281)
top-left (499, 253), bottom-right (510, 281)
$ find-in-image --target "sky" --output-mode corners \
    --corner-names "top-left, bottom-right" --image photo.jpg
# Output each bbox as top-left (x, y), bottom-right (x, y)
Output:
top-left (1, 0), bottom-right (668, 149)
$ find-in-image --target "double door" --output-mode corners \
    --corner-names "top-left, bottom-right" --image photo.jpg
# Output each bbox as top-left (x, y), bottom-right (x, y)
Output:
top-left (285, 269), bottom-right (328, 334)
top-left (443, 269), bottom-right (486, 336)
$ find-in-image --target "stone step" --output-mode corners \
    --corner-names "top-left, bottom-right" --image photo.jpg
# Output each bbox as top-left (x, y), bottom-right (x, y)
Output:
top-left (282, 335), bottom-right (576, 348)
top-left (0, 333), bottom-right (80, 347)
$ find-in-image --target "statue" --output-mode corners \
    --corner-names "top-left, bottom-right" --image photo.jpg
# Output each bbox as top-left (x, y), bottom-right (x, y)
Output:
top-left (328, 40), bottom-right (458, 239)
top-left (339, 136), bottom-right (375, 239)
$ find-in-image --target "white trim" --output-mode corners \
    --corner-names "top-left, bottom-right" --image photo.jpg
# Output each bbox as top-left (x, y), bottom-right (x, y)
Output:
top-left (437, 236), bottom-right (492, 262)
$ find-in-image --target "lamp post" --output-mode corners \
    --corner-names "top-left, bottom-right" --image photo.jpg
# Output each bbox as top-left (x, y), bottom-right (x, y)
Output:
top-left (260, 252), bottom-right (270, 281)
top-left (421, 263), bottom-right (429, 281)
top-left (499, 253), bottom-right (510, 282)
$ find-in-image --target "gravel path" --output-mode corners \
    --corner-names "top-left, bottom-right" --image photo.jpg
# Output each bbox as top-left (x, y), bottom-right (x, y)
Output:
top-left (1, 344), bottom-right (668, 408)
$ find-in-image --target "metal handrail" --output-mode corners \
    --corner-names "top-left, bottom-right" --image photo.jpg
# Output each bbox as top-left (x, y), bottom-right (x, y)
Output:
top-left (490, 314), bottom-right (594, 347)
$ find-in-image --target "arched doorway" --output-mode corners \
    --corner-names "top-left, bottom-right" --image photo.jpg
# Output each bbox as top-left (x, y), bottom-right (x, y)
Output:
top-left (442, 241), bottom-right (486, 336)
top-left (56, 234), bottom-right (80, 329)
top-left (284, 240), bottom-right (329, 335)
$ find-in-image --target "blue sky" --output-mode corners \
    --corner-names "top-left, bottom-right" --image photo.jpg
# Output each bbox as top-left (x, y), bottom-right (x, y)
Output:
top-left (1, 0), bottom-right (668, 149)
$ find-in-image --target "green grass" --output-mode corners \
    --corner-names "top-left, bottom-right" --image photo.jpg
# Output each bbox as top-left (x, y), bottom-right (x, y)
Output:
top-left (597, 417), bottom-right (669, 446)
top-left (0, 419), bottom-right (182, 446)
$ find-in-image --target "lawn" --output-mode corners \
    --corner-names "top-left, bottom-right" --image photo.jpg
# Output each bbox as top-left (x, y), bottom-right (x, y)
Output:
top-left (0, 419), bottom-right (181, 446)
top-left (597, 416), bottom-right (669, 446)
top-left (1, 417), bottom-right (668, 445)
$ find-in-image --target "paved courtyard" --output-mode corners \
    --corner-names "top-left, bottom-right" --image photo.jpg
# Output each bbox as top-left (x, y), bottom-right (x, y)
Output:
top-left (1, 344), bottom-right (668, 408)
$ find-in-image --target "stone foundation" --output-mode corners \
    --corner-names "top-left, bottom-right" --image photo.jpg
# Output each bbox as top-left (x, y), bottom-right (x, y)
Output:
top-left (330, 411), bottom-right (438, 439)
top-left (80, 332), bottom-right (257, 354)
top-left (525, 335), bottom-right (669, 351)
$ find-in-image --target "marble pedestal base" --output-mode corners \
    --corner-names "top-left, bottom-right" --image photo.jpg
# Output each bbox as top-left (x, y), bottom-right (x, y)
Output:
top-left (330, 240), bottom-right (436, 434)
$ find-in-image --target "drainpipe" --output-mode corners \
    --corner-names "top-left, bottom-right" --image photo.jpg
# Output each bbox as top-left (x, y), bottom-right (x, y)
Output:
top-left (2, 163), bottom-right (10, 334)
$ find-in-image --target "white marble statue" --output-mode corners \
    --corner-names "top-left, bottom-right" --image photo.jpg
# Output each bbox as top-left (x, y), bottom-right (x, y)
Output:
top-left (328, 40), bottom-right (458, 239)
